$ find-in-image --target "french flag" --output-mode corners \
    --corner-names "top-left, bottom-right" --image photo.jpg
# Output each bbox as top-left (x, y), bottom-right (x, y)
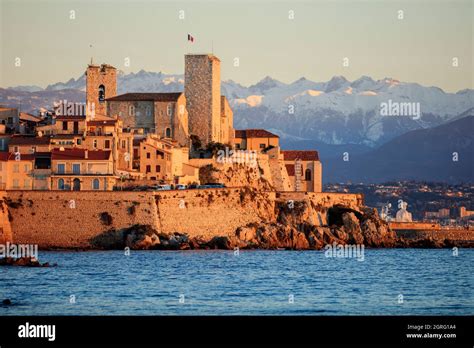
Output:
top-left (187, 34), bottom-right (195, 43)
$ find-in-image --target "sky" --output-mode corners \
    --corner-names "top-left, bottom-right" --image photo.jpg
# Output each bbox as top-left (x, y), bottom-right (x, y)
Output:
top-left (0, 0), bottom-right (472, 92)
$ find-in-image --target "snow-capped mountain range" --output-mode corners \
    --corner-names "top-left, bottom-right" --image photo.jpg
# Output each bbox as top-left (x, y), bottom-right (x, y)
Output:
top-left (3, 70), bottom-right (473, 146)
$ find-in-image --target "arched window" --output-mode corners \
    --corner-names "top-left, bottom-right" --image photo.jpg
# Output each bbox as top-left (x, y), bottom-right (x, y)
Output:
top-left (129, 105), bottom-right (135, 116)
top-left (98, 85), bottom-right (105, 102)
top-left (167, 103), bottom-right (173, 116)
top-left (58, 179), bottom-right (65, 190)
top-left (305, 168), bottom-right (312, 181)
top-left (73, 178), bottom-right (81, 191)
top-left (92, 179), bottom-right (100, 190)
top-left (165, 127), bottom-right (171, 138)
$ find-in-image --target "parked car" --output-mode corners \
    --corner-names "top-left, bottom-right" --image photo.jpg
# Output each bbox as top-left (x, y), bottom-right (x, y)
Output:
top-left (203, 183), bottom-right (226, 188)
top-left (154, 184), bottom-right (172, 191)
top-left (175, 184), bottom-right (187, 190)
top-left (132, 186), bottom-right (149, 191)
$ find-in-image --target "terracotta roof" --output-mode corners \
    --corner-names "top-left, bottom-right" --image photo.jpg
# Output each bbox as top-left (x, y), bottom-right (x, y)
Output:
top-left (19, 113), bottom-right (41, 122)
top-left (51, 148), bottom-right (111, 161)
top-left (106, 93), bottom-right (182, 102)
top-left (282, 150), bottom-right (319, 161)
top-left (0, 152), bottom-right (35, 161)
top-left (285, 164), bottom-right (295, 176)
top-left (235, 129), bottom-right (279, 139)
top-left (9, 136), bottom-right (51, 145)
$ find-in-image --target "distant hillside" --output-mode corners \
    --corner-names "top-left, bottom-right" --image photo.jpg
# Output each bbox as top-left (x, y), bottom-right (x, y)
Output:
top-left (279, 139), bottom-right (372, 161)
top-left (324, 116), bottom-right (474, 183)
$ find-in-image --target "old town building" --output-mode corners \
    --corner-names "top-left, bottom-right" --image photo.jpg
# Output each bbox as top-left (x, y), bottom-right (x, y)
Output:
top-left (0, 53), bottom-right (322, 191)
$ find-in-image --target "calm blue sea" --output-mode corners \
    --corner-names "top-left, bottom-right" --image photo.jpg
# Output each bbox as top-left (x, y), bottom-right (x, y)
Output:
top-left (1, 249), bottom-right (473, 315)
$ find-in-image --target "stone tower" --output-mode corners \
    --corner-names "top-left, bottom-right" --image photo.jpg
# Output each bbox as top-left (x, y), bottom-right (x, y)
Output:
top-left (85, 63), bottom-right (117, 117)
top-left (184, 54), bottom-right (221, 146)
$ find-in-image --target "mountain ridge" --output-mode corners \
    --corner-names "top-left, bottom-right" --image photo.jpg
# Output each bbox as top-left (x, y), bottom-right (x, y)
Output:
top-left (3, 71), bottom-right (473, 147)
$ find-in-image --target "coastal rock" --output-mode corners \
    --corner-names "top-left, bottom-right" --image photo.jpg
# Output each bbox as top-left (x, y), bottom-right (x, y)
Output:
top-left (236, 225), bottom-right (259, 244)
top-left (293, 231), bottom-right (310, 249)
top-left (126, 233), bottom-right (160, 250)
top-left (0, 257), bottom-right (56, 267)
top-left (199, 162), bottom-right (273, 192)
top-left (88, 201), bottom-right (450, 251)
top-left (207, 236), bottom-right (234, 249)
top-left (124, 225), bottom-right (162, 250)
top-left (342, 212), bottom-right (364, 244)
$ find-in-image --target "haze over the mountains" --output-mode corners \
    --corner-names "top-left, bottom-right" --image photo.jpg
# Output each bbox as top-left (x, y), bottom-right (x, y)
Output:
top-left (4, 70), bottom-right (473, 146)
top-left (324, 115), bottom-right (474, 184)
top-left (2, 71), bottom-right (473, 183)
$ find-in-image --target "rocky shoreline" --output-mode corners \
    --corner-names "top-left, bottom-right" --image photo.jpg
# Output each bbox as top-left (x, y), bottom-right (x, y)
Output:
top-left (0, 257), bottom-right (56, 267)
top-left (89, 203), bottom-right (470, 251)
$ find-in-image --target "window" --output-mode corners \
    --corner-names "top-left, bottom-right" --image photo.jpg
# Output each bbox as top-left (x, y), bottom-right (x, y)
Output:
top-left (122, 140), bottom-right (126, 148)
top-left (30, 146), bottom-right (36, 153)
top-left (146, 106), bottom-right (152, 117)
top-left (14, 146), bottom-right (19, 153)
top-left (167, 103), bottom-right (173, 116)
top-left (98, 85), bottom-right (106, 102)
top-left (77, 139), bottom-right (82, 145)
top-left (7, 117), bottom-right (13, 124)
top-left (57, 163), bottom-right (65, 174)
top-left (62, 121), bottom-right (68, 131)
top-left (58, 179), bottom-right (65, 190)
top-left (73, 178), bottom-right (81, 191)
top-left (93, 139), bottom-right (98, 149)
top-left (146, 165), bottom-right (151, 173)
top-left (156, 165), bottom-right (161, 173)
top-left (24, 164), bottom-right (30, 173)
top-left (146, 152), bottom-right (150, 159)
top-left (13, 164), bottom-right (19, 173)
top-left (165, 128), bottom-right (171, 138)
top-left (13, 179), bottom-right (19, 189)
top-left (105, 140), bottom-right (110, 149)
top-left (92, 179), bottom-right (100, 190)
top-left (129, 105), bottom-right (135, 116)
top-left (24, 179), bottom-right (30, 188)
top-left (260, 143), bottom-right (266, 149)
top-left (72, 163), bottom-right (81, 174)
top-left (305, 169), bottom-right (312, 181)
